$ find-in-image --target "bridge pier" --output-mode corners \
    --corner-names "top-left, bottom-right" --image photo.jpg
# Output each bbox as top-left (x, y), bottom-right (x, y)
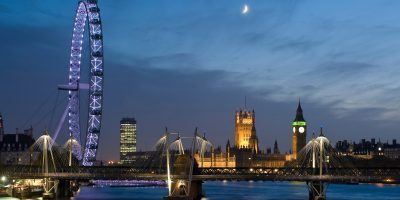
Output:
top-left (307, 181), bottom-right (326, 200)
top-left (42, 178), bottom-right (57, 199)
top-left (56, 179), bottom-right (74, 198)
top-left (164, 154), bottom-right (203, 200)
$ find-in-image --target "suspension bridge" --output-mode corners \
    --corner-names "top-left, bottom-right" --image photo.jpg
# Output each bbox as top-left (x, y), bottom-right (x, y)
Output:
top-left (1, 127), bottom-right (400, 200)
top-left (0, 129), bottom-right (397, 183)
top-left (2, 165), bottom-right (400, 183)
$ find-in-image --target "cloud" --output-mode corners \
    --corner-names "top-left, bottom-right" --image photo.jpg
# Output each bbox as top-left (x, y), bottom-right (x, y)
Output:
top-left (4, 0), bottom-right (400, 160)
top-left (130, 53), bottom-right (200, 70)
top-left (272, 38), bottom-right (322, 53)
top-left (96, 64), bottom-right (250, 159)
top-left (311, 61), bottom-right (375, 77)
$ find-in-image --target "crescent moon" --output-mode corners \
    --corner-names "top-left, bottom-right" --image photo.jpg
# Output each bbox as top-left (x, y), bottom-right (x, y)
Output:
top-left (242, 4), bottom-right (249, 14)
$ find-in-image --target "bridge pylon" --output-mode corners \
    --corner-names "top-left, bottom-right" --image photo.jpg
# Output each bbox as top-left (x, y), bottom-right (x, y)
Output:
top-left (307, 181), bottom-right (326, 200)
top-left (306, 129), bottom-right (329, 200)
top-left (164, 154), bottom-right (203, 200)
top-left (37, 131), bottom-right (58, 199)
top-left (163, 128), bottom-right (204, 200)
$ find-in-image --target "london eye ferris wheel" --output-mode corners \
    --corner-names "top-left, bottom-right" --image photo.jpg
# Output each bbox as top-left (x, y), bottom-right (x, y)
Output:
top-left (58, 0), bottom-right (104, 166)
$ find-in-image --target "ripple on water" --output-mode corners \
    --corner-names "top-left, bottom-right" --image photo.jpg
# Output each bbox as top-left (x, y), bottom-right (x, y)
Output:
top-left (73, 181), bottom-right (400, 200)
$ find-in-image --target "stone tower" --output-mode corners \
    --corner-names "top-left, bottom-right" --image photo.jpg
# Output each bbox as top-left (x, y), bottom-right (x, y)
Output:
top-left (235, 109), bottom-right (259, 153)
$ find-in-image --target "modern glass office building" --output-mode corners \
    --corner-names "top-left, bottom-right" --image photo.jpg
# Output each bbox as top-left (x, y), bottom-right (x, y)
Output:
top-left (120, 118), bottom-right (137, 165)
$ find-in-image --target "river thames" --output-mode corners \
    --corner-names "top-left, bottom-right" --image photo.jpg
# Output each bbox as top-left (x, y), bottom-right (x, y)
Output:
top-left (72, 181), bottom-right (400, 200)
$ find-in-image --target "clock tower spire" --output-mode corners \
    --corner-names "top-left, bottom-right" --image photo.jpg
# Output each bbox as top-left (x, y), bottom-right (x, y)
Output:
top-left (291, 99), bottom-right (307, 160)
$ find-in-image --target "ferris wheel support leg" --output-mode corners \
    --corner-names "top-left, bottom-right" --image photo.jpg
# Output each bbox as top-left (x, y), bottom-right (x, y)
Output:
top-left (51, 105), bottom-right (69, 147)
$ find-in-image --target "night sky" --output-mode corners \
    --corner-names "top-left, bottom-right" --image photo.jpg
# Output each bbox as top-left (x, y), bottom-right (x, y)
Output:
top-left (1, 0), bottom-right (400, 161)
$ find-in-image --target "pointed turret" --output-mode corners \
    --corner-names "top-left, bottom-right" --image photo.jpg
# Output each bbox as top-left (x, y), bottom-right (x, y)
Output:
top-left (249, 121), bottom-right (259, 154)
top-left (225, 139), bottom-right (231, 167)
top-left (226, 139), bottom-right (231, 152)
top-left (273, 140), bottom-right (280, 154)
top-left (251, 121), bottom-right (256, 132)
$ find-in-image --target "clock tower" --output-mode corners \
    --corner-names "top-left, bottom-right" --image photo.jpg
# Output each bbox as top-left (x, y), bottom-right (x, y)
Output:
top-left (292, 100), bottom-right (307, 160)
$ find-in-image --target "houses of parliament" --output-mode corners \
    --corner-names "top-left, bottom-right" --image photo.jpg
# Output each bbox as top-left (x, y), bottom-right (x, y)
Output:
top-left (194, 100), bottom-right (307, 168)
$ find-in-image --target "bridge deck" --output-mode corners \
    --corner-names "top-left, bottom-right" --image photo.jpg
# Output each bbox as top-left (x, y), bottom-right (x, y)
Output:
top-left (1, 166), bottom-right (399, 184)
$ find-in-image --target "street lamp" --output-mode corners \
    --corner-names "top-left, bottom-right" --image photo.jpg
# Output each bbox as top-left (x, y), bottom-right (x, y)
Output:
top-left (1, 176), bottom-right (6, 183)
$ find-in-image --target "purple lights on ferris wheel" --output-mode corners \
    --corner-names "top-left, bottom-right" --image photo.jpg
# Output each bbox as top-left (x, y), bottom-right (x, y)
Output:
top-left (64, 0), bottom-right (104, 166)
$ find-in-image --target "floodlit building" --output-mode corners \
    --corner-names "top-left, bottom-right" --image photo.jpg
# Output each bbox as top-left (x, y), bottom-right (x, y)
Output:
top-left (119, 118), bottom-right (137, 165)
top-left (194, 141), bottom-right (236, 168)
top-left (234, 109), bottom-right (259, 153)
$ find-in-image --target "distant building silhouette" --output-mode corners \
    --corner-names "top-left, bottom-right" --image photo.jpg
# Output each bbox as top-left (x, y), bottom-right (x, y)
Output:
top-left (0, 113), bottom-right (35, 165)
top-left (336, 138), bottom-right (400, 159)
top-left (273, 140), bottom-right (280, 154)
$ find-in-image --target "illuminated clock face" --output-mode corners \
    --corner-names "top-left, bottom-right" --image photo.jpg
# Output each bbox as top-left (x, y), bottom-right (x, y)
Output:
top-left (292, 127), bottom-right (296, 133)
top-left (299, 127), bottom-right (305, 133)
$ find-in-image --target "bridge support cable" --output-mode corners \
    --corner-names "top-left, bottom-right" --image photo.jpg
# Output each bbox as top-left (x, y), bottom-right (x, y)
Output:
top-left (164, 128), bottom-right (172, 196)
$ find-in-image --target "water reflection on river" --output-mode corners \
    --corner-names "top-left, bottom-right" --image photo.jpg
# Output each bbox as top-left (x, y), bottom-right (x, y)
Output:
top-left (73, 181), bottom-right (400, 200)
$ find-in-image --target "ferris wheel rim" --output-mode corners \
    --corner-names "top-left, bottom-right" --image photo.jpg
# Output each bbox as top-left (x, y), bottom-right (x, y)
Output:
top-left (67, 0), bottom-right (104, 166)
